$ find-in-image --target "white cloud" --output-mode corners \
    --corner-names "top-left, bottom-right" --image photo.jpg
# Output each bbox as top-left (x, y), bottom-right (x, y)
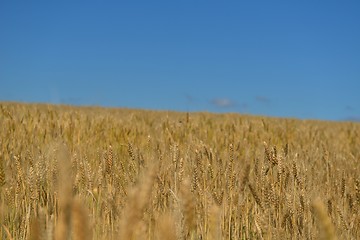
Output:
top-left (210, 98), bottom-right (236, 108)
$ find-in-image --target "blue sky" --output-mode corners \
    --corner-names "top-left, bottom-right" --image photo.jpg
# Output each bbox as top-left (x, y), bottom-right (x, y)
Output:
top-left (1, 1), bottom-right (359, 121)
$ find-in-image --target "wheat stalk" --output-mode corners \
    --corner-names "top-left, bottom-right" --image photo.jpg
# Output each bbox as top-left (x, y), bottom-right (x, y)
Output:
top-left (313, 197), bottom-right (337, 240)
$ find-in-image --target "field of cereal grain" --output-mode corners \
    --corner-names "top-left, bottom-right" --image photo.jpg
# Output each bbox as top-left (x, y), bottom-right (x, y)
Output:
top-left (1, 102), bottom-right (359, 239)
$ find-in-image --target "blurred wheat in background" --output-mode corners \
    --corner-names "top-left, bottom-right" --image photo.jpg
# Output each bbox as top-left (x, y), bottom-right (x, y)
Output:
top-left (0, 102), bottom-right (359, 239)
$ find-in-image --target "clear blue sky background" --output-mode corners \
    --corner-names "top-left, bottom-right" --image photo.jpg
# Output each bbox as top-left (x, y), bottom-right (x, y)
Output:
top-left (1, 1), bottom-right (359, 121)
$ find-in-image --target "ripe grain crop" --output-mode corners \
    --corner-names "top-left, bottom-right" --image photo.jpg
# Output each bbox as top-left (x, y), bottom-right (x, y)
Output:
top-left (0, 102), bottom-right (359, 239)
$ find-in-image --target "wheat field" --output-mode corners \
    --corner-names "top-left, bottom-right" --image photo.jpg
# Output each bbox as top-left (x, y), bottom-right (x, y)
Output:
top-left (0, 102), bottom-right (359, 239)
